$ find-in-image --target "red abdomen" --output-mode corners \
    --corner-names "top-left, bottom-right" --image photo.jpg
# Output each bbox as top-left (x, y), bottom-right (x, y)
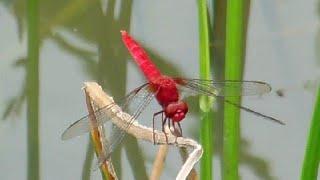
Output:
top-left (121, 31), bottom-right (162, 82)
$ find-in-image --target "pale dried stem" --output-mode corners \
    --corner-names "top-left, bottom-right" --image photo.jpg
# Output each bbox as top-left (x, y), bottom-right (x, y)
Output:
top-left (84, 88), bottom-right (117, 180)
top-left (178, 148), bottom-right (199, 180)
top-left (150, 145), bottom-right (169, 180)
top-left (84, 82), bottom-right (203, 180)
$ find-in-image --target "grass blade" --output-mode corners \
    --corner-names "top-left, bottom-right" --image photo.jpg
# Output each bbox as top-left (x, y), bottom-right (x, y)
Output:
top-left (301, 87), bottom-right (320, 180)
top-left (223, 0), bottom-right (245, 179)
top-left (82, 138), bottom-right (94, 180)
top-left (26, 0), bottom-right (40, 179)
top-left (197, 0), bottom-right (214, 179)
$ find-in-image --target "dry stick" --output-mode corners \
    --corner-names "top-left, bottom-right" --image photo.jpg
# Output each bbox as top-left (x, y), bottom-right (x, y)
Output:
top-left (150, 145), bottom-right (169, 180)
top-left (84, 82), bottom-right (203, 180)
top-left (174, 127), bottom-right (199, 180)
top-left (84, 88), bottom-right (117, 180)
top-left (150, 125), bottom-right (199, 180)
top-left (179, 148), bottom-right (199, 180)
top-left (151, 126), bottom-right (199, 180)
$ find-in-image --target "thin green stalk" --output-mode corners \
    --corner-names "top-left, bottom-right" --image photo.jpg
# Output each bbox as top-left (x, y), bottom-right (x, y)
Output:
top-left (26, 0), bottom-right (40, 179)
top-left (223, 0), bottom-right (245, 179)
top-left (198, 0), bottom-right (214, 179)
top-left (301, 87), bottom-right (320, 180)
top-left (124, 136), bottom-right (148, 179)
top-left (82, 138), bottom-right (94, 180)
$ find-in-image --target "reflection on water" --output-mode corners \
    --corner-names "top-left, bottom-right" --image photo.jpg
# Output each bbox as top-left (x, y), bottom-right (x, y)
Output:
top-left (1, 0), bottom-right (184, 179)
top-left (1, 0), bottom-right (316, 179)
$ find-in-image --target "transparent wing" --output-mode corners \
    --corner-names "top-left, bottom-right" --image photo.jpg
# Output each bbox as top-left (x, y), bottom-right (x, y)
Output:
top-left (175, 78), bottom-right (272, 97)
top-left (175, 78), bottom-right (284, 125)
top-left (61, 104), bottom-right (113, 140)
top-left (61, 83), bottom-right (151, 140)
top-left (94, 85), bottom-right (156, 167)
top-left (107, 87), bottom-right (154, 155)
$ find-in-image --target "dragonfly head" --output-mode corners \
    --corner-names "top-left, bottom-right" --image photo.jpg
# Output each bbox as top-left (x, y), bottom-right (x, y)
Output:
top-left (165, 101), bottom-right (188, 122)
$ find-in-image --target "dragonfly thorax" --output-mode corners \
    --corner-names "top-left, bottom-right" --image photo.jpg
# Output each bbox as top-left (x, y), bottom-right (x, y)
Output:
top-left (164, 101), bottom-right (188, 122)
top-left (152, 76), bottom-right (180, 107)
top-left (151, 76), bottom-right (188, 122)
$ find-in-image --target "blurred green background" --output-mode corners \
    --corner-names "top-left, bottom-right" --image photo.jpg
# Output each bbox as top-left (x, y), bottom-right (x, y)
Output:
top-left (0, 0), bottom-right (318, 179)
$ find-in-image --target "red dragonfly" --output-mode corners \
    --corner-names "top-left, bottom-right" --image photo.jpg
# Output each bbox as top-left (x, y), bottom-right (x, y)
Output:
top-left (62, 31), bottom-right (284, 159)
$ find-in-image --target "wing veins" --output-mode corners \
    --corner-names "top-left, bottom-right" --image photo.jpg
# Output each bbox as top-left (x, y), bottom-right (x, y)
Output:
top-left (61, 83), bottom-right (150, 140)
top-left (176, 79), bottom-right (285, 125)
top-left (177, 78), bottom-right (271, 97)
top-left (105, 91), bottom-right (155, 157)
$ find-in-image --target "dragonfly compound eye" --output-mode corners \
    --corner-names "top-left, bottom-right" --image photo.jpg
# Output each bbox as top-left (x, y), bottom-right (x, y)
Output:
top-left (165, 101), bottom-right (188, 122)
top-left (172, 111), bottom-right (186, 121)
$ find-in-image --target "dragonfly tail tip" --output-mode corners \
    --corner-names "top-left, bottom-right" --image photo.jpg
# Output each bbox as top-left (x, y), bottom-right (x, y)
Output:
top-left (120, 30), bottom-right (127, 35)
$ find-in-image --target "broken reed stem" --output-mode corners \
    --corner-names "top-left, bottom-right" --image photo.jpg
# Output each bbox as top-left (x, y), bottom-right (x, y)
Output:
top-left (179, 147), bottom-right (199, 180)
top-left (175, 127), bottom-right (199, 180)
top-left (83, 82), bottom-right (203, 179)
top-left (150, 145), bottom-right (169, 180)
top-left (150, 128), bottom-right (199, 180)
top-left (84, 89), bottom-right (117, 180)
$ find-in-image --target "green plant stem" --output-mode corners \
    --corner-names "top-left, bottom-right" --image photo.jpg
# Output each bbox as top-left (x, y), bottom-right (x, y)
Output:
top-left (301, 87), bottom-right (320, 180)
top-left (197, 0), bottom-right (214, 179)
top-left (26, 0), bottom-right (40, 179)
top-left (223, 0), bottom-right (245, 179)
top-left (124, 136), bottom-right (148, 180)
top-left (82, 138), bottom-right (94, 180)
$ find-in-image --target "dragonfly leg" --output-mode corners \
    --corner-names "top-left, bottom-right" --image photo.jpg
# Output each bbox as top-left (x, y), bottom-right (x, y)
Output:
top-left (153, 111), bottom-right (164, 144)
top-left (170, 121), bottom-right (182, 137)
top-left (177, 122), bottom-right (183, 137)
top-left (170, 121), bottom-right (176, 135)
top-left (162, 117), bottom-right (168, 144)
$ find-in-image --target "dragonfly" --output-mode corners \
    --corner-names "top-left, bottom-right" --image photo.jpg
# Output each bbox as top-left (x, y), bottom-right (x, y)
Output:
top-left (61, 30), bottom-right (284, 160)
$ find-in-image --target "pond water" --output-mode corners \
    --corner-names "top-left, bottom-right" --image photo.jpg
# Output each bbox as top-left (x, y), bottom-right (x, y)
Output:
top-left (0, 0), bottom-right (319, 179)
